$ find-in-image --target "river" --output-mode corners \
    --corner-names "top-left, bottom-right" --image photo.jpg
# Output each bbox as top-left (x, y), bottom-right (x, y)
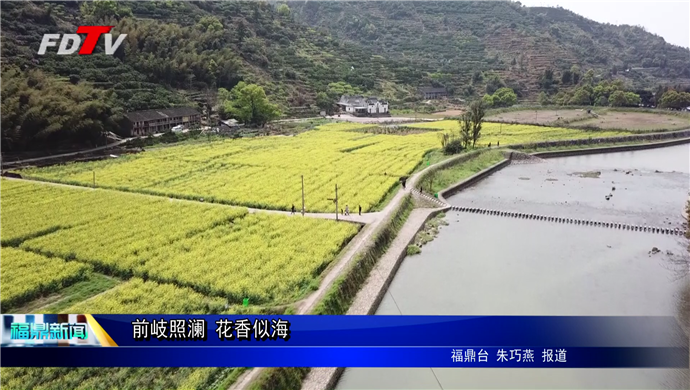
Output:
top-left (337, 144), bottom-right (690, 389)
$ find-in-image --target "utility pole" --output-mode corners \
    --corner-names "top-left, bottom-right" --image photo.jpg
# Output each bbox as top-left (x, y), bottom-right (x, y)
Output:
top-left (301, 175), bottom-right (305, 216)
top-left (327, 183), bottom-right (339, 221)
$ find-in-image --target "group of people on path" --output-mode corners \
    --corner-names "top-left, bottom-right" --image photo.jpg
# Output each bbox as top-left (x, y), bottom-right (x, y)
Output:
top-left (341, 205), bottom-right (362, 216)
top-left (291, 204), bottom-right (361, 216)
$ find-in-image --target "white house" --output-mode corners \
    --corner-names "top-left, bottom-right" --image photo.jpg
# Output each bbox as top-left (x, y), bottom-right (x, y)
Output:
top-left (337, 95), bottom-right (389, 116)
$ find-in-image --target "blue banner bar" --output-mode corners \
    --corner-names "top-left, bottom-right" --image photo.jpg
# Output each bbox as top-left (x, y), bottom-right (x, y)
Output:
top-left (3, 347), bottom-right (688, 368)
top-left (1, 315), bottom-right (687, 368)
top-left (90, 315), bottom-right (687, 347)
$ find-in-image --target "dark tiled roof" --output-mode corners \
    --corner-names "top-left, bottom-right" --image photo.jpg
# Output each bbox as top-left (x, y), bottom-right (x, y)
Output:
top-left (339, 95), bottom-right (387, 106)
top-left (419, 87), bottom-right (447, 94)
top-left (124, 107), bottom-right (200, 122)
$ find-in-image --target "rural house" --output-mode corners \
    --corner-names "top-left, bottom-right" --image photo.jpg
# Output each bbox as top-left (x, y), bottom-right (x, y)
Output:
top-left (337, 95), bottom-right (390, 117)
top-left (123, 107), bottom-right (201, 136)
top-left (218, 119), bottom-right (241, 134)
top-left (419, 87), bottom-right (448, 99)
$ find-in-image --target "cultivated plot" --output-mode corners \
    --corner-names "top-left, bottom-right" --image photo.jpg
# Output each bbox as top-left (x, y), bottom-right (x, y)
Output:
top-left (409, 120), bottom-right (631, 145)
top-left (18, 124), bottom-right (440, 212)
top-left (1, 179), bottom-right (360, 308)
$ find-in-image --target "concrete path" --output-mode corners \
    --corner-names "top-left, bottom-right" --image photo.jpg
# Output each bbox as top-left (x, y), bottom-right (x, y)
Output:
top-left (229, 156), bottom-right (453, 390)
top-left (1, 177), bottom-right (383, 224)
top-left (301, 207), bottom-right (447, 390)
top-left (247, 208), bottom-right (382, 224)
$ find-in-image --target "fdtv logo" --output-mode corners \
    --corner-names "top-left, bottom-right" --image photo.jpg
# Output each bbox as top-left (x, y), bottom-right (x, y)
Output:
top-left (38, 26), bottom-right (126, 55)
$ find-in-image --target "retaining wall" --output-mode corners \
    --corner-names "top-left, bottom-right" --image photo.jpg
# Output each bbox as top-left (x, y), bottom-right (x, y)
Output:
top-left (510, 129), bottom-right (690, 151)
top-left (302, 206), bottom-right (450, 390)
top-left (530, 137), bottom-right (690, 158)
top-left (438, 159), bottom-right (511, 203)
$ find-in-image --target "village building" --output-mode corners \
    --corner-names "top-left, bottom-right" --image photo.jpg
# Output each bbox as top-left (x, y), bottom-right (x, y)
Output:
top-left (419, 87), bottom-right (449, 99)
top-left (336, 95), bottom-right (390, 116)
top-left (123, 107), bottom-right (201, 136)
top-left (218, 118), bottom-right (242, 134)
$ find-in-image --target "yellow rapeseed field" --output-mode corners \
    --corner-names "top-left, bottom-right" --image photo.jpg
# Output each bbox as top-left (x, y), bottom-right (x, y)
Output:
top-left (1, 179), bottom-right (359, 306)
top-left (20, 124), bottom-right (440, 212)
top-left (409, 120), bottom-right (631, 146)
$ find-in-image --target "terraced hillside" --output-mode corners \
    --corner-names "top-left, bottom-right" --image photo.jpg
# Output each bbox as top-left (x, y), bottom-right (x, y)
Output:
top-left (290, 1), bottom-right (690, 100)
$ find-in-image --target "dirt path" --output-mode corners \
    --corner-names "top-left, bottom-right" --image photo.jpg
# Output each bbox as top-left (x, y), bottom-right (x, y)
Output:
top-left (2, 139), bottom-right (131, 166)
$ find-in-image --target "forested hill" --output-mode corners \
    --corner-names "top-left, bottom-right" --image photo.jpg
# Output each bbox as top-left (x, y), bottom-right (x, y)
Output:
top-left (2, 1), bottom-right (689, 152)
top-left (2, 0), bottom-right (408, 151)
top-left (289, 1), bottom-right (690, 101)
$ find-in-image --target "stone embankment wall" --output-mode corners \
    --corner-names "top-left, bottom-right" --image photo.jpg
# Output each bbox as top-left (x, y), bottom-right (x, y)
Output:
top-left (511, 129), bottom-right (690, 152)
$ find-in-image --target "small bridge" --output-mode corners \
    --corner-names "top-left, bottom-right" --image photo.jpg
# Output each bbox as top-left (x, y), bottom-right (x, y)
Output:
top-left (449, 206), bottom-right (685, 236)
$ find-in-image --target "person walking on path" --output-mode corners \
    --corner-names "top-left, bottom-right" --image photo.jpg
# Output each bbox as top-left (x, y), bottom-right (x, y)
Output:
top-left (497, 140), bottom-right (500, 147)
top-left (291, 204), bottom-right (295, 215)
top-left (401, 177), bottom-right (407, 189)
top-left (345, 205), bottom-right (350, 216)
top-left (358, 205), bottom-right (362, 215)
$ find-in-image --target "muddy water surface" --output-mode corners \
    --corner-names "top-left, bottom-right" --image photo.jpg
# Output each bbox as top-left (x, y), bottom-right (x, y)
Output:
top-left (337, 144), bottom-right (690, 389)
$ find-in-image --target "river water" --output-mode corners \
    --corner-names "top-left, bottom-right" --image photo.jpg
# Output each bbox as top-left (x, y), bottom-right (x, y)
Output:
top-left (337, 144), bottom-right (690, 389)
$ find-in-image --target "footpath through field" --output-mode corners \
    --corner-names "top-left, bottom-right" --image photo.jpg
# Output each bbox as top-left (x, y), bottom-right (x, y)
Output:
top-left (230, 156), bottom-right (451, 390)
top-left (1, 138), bottom-right (131, 166)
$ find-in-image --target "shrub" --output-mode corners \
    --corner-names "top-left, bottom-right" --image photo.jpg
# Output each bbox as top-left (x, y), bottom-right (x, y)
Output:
top-left (406, 245), bottom-right (421, 256)
top-left (443, 139), bottom-right (464, 155)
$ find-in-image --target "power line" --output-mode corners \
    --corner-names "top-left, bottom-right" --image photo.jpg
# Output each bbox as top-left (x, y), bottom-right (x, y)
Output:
top-left (374, 271), bottom-right (444, 390)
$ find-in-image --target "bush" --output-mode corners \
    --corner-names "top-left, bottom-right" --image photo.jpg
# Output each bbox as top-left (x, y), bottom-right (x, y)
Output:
top-left (406, 245), bottom-right (421, 256)
top-left (443, 139), bottom-right (464, 155)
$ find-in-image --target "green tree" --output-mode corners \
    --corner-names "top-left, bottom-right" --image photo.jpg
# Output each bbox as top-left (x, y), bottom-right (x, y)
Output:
top-left (539, 69), bottom-right (556, 92)
top-left (224, 82), bottom-right (280, 126)
top-left (197, 16), bottom-right (223, 33)
top-left (481, 94), bottom-right (494, 107)
top-left (468, 100), bottom-right (485, 147)
top-left (538, 91), bottom-right (550, 106)
top-left (316, 92), bottom-right (334, 114)
top-left (277, 4), bottom-right (290, 16)
top-left (608, 90), bottom-right (627, 107)
top-left (326, 82), bottom-right (361, 100)
top-left (570, 65), bottom-right (581, 84)
top-left (459, 113), bottom-right (472, 149)
top-left (80, 0), bottom-right (132, 22)
top-left (569, 87), bottom-right (592, 105)
top-left (492, 87), bottom-right (518, 107)
top-left (624, 92), bottom-right (641, 107)
top-left (484, 73), bottom-right (505, 94)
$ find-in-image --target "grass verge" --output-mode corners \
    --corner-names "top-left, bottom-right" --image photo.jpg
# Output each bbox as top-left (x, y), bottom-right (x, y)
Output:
top-left (420, 150), bottom-right (505, 194)
top-left (19, 273), bottom-right (122, 314)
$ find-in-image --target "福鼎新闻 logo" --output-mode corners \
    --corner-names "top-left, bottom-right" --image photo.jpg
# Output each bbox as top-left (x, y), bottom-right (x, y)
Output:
top-left (38, 26), bottom-right (126, 55)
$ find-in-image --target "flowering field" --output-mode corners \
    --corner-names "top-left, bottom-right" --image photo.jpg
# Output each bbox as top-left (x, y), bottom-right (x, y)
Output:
top-left (19, 124), bottom-right (440, 212)
top-left (408, 120), bottom-right (631, 146)
top-left (66, 278), bottom-right (227, 314)
top-left (1, 179), bottom-right (360, 306)
top-left (1, 247), bottom-right (92, 309)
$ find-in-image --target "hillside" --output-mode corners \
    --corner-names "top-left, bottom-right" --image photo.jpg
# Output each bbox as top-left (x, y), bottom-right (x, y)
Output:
top-left (289, 1), bottom-right (690, 101)
top-left (2, 1), bottom-right (689, 152)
